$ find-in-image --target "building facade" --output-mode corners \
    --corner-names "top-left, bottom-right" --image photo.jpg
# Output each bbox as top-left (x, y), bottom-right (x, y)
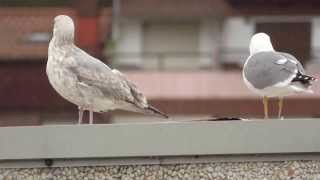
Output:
top-left (0, 0), bottom-right (320, 126)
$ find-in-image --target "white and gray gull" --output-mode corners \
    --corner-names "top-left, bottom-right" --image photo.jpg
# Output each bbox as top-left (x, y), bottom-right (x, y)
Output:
top-left (243, 32), bottom-right (317, 119)
top-left (46, 15), bottom-right (168, 124)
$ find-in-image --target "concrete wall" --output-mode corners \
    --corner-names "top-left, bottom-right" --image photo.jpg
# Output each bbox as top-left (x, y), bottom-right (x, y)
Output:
top-left (112, 16), bottom-right (255, 69)
top-left (222, 17), bottom-right (254, 50)
top-left (221, 17), bottom-right (254, 66)
top-left (112, 15), bottom-right (320, 69)
top-left (1, 120), bottom-right (320, 179)
top-left (114, 19), bottom-right (143, 67)
top-left (199, 19), bottom-right (222, 68)
top-left (113, 18), bottom-right (224, 69)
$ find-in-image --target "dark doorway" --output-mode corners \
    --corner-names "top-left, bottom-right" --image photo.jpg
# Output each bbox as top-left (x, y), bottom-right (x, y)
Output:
top-left (256, 22), bottom-right (311, 65)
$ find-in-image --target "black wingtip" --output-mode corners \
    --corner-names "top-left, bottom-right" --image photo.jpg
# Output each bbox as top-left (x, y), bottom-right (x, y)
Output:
top-left (292, 72), bottom-right (317, 85)
top-left (146, 106), bottom-right (169, 119)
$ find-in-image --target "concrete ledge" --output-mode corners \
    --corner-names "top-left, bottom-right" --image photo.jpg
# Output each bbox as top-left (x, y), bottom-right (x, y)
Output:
top-left (0, 119), bottom-right (320, 162)
top-left (2, 154), bottom-right (320, 168)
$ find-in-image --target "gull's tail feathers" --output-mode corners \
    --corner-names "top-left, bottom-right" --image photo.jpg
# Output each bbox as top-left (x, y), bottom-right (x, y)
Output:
top-left (123, 101), bottom-right (169, 119)
top-left (290, 73), bottom-right (317, 93)
top-left (291, 72), bottom-right (317, 86)
top-left (143, 105), bottom-right (169, 119)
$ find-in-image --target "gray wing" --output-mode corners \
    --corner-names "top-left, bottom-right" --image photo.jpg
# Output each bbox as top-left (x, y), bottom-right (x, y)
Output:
top-left (279, 52), bottom-right (305, 74)
top-left (67, 46), bottom-right (139, 105)
top-left (111, 69), bottom-right (148, 108)
top-left (244, 51), bottom-right (299, 89)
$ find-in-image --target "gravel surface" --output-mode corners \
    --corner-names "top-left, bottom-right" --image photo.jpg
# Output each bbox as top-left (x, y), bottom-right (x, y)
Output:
top-left (0, 160), bottom-right (320, 180)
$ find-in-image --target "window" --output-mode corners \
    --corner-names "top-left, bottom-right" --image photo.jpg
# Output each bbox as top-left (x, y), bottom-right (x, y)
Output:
top-left (143, 21), bottom-right (200, 70)
top-left (256, 22), bottom-right (311, 65)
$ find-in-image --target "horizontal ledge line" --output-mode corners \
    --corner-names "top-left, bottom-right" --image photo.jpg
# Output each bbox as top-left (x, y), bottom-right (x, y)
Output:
top-left (1, 153), bottom-right (320, 169)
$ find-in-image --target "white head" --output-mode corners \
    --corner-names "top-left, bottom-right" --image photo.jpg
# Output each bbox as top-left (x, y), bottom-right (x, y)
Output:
top-left (52, 15), bottom-right (75, 44)
top-left (249, 32), bottom-right (275, 55)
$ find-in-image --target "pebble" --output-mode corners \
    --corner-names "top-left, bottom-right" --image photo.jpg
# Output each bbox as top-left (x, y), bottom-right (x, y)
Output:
top-left (0, 161), bottom-right (319, 179)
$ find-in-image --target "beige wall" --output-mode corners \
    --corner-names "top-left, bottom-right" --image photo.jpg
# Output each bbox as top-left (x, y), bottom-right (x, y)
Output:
top-left (113, 18), bottom-right (223, 70)
top-left (112, 15), bottom-right (320, 69)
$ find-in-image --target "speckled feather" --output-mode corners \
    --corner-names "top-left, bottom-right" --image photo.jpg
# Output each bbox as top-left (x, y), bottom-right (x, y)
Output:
top-left (46, 15), bottom-right (168, 118)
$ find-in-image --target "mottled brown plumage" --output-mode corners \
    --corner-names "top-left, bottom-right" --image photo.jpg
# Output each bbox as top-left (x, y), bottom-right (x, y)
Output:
top-left (46, 15), bottom-right (168, 124)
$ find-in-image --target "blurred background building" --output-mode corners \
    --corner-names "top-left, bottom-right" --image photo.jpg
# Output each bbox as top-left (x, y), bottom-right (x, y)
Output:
top-left (0, 0), bottom-right (320, 126)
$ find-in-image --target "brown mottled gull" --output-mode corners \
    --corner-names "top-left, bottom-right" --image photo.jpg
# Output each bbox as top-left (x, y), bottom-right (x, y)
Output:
top-left (46, 15), bottom-right (168, 124)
